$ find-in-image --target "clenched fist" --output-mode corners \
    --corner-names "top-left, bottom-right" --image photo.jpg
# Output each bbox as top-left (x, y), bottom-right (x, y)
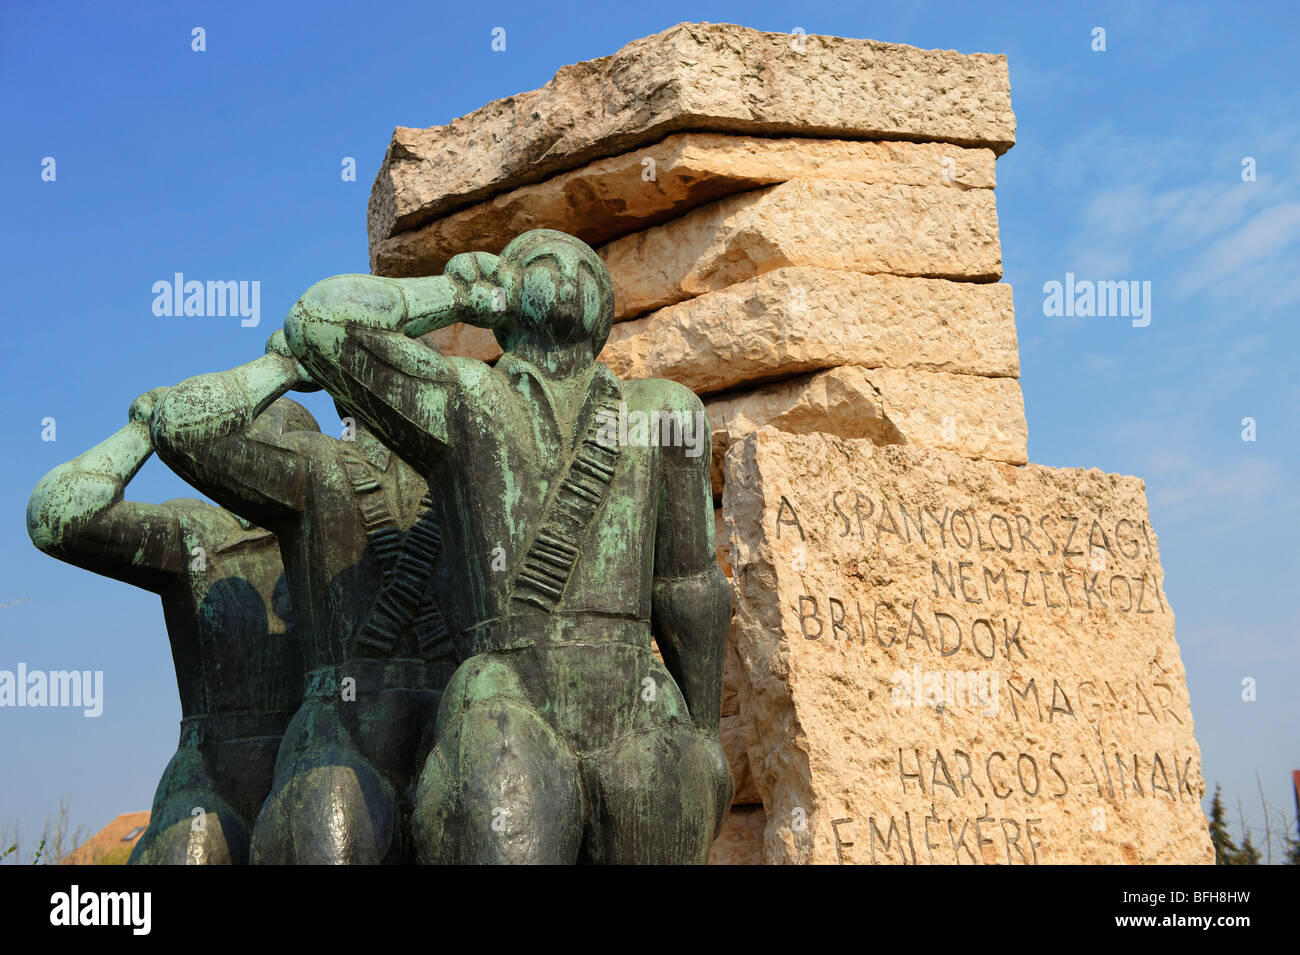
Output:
top-left (128, 386), bottom-right (173, 425)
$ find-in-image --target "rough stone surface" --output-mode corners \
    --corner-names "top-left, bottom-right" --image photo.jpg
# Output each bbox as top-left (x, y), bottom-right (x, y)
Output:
top-left (722, 713), bottom-right (761, 805)
top-left (704, 366), bottom-right (1026, 496)
top-left (706, 805), bottom-right (767, 865)
top-left (373, 135), bottom-right (996, 277)
top-left (369, 21), bottom-right (1015, 253)
top-left (706, 368), bottom-right (894, 497)
top-left (426, 269), bottom-right (1019, 386)
top-left (719, 626), bottom-right (762, 806)
top-left (425, 324), bottom-right (500, 364)
top-left (600, 179), bottom-right (1003, 319)
top-left (858, 368), bottom-right (1027, 466)
top-left (601, 268), bottom-right (1018, 394)
top-left (723, 428), bottom-right (1213, 865)
top-left (721, 633), bottom-right (743, 716)
top-left (716, 509), bottom-right (733, 576)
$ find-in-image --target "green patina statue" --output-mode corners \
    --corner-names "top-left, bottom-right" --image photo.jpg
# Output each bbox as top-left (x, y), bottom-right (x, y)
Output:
top-left (28, 229), bottom-right (729, 865)
top-left (149, 332), bottom-right (457, 864)
top-left (284, 229), bottom-right (733, 863)
top-left (25, 388), bottom-right (305, 864)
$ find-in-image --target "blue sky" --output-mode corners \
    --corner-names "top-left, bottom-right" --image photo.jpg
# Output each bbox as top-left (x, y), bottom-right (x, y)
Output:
top-left (2, 1), bottom-right (1297, 859)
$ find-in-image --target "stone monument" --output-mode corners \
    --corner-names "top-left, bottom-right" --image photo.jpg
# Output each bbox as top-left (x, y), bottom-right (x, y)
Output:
top-left (365, 22), bottom-right (1213, 864)
top-left (28, 21), bottom-right (1214, 866)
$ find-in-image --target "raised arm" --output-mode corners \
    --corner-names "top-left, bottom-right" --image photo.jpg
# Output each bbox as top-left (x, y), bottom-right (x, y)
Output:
top-left (282, 252), bottom-right (508, 466)
top-left (649, 383), bottom-right (731, 735)
top-left (27, 388), bottom-right (186, 591)
top-left (150, 332), bottom-right (318, 529)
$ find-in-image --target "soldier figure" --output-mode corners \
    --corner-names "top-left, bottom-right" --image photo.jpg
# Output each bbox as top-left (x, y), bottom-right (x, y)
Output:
top-left (151, 332), bottom-right (456, 864)
top-left (27, 387), bottom-right (305, 864)
top-left (284, 230), bottom-right (732, 863)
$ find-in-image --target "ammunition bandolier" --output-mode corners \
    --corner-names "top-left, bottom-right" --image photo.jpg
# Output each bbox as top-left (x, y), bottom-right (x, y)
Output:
top-left (339, 445), bottom-right (451, 662)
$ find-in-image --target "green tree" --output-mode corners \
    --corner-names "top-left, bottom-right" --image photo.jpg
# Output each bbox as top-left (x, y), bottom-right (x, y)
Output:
top-left (1230, 798), bottom-right (1262, 865)
top-left (1206, 784), bottom-right (1238, 865)
top-left (1236, 831), bottom-right (1262, 865)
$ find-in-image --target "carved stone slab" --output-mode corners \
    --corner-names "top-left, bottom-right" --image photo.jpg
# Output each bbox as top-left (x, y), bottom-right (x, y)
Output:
top-left (724, 428), bottom-right (1214, 864)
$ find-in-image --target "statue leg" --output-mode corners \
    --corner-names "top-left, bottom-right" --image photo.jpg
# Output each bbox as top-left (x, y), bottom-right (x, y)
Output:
top-left (129, 746), bottom-right (248, 865)
top-left (564, 646), bottom-right (732, 863)
top-left (414, 654), bottom-right (584, 864)
top-left (590, 723), bottom-right (724, 864)
top-left (202, 733), bottom-right (283, 827)
top-left (249, 702), bottom-right (398, 865)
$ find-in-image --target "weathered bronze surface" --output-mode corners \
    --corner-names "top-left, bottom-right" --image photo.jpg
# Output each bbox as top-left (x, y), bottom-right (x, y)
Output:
top-left (26, 389), bottom-right (304, 864)
top-left (28, 229), bottom-right (730, 865)
top-left (285, 230), bottom-right (733, 863)
top-left (151, 333), bottom-right (456, 864)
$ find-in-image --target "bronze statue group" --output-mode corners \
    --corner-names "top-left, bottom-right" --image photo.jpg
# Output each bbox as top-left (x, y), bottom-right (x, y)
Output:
top-left (27, 232), bottom-right (732, 865)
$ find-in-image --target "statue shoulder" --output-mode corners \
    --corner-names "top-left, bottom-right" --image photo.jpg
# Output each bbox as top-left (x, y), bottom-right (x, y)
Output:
top-left (620, 377), bottom-right (710, 466)
top-left (621, 377), bottom-right (704, 416)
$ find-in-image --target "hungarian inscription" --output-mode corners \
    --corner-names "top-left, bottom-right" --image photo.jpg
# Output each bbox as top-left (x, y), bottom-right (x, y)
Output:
top-left (724, 428), bottom-right (1214, 865)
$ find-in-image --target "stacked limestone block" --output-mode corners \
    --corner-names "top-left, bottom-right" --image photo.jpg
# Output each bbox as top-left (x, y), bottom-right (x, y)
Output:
top-left (369, 23), bottom-right (1206, 864)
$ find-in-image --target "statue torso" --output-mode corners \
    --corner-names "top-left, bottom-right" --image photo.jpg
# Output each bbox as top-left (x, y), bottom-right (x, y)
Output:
top-left (156, 501), bottom-right (301, 725)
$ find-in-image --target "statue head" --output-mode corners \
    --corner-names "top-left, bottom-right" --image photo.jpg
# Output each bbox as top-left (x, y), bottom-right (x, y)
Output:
top-left (491, 230), bottom-right (614, 356)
